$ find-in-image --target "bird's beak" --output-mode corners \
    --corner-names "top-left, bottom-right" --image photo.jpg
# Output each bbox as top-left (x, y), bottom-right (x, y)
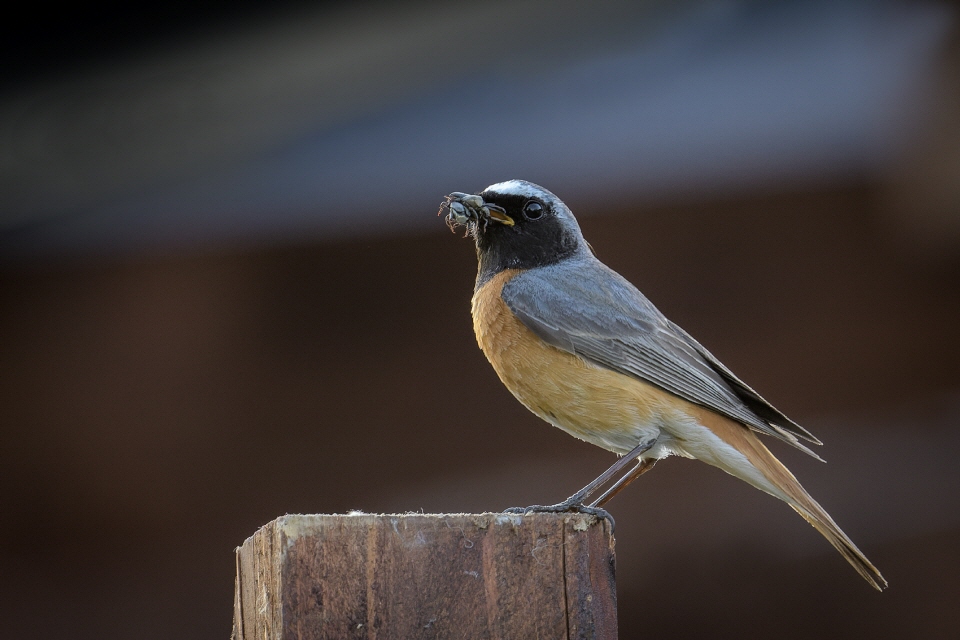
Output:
top-left (483, 205), bottom-right (514, 226)
top-left (443, 192), bottom-right (514, 229)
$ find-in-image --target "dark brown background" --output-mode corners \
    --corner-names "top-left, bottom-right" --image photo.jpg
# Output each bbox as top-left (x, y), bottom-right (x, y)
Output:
top-left (2, 2), bottom-right (959, 639)
top-left (3, 184), bottom-right (959, 638)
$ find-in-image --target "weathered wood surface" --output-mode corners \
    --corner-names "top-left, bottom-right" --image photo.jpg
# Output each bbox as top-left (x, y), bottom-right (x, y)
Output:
top-left (232, 512), bottom-right (617, 640)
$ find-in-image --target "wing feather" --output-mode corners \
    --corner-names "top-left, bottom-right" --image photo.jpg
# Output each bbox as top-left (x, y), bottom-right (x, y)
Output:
top-left (502, 260), bottom-right (823, 458)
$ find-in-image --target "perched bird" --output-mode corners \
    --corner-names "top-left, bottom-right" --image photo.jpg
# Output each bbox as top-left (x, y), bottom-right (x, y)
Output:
top-left (440, 179), bottom-right (886, 590)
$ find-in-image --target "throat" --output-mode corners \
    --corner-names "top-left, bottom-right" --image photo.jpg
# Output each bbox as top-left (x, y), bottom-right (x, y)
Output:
top-left (475, 248), bottom-right (511, 291)
top-left (474, 233), bottom-right (578, 291)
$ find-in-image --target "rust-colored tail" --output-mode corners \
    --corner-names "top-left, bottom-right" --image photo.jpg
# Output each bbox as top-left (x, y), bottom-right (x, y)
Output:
top-left (696, 409), bottom-right (887, 590)
top-left (786, 490), bottom-right (887, 590)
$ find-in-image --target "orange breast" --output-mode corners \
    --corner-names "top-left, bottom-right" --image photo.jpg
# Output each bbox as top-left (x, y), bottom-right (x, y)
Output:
top-left (471, 269), bottom-right (674, 454)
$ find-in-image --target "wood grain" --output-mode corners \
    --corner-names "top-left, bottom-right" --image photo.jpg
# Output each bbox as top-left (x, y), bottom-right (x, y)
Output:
top-left (232, 512), bottom-right (617, 639)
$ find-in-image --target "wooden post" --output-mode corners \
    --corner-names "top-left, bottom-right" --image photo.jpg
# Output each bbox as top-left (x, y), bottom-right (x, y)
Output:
top-left (232, 512), bottom-right (617, 640)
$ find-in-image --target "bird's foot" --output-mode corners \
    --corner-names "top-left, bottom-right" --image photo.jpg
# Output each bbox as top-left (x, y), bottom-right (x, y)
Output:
top-left (502, 502), bottom-right (615, 530)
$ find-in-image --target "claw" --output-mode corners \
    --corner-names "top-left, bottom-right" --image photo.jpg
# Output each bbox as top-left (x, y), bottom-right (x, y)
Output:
top-left (501, 504), bottom-right (615, 531)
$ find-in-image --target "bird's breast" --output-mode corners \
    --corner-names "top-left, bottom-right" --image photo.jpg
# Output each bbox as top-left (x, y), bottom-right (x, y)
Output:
top-left (471, 269), bottom-right (672, 454)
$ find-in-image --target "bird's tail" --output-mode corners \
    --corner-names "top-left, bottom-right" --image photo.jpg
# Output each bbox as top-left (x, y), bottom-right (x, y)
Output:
top-left (694, 409), bottom-right (887, 591)
top-left (786, 489), bottom-right (887, 591)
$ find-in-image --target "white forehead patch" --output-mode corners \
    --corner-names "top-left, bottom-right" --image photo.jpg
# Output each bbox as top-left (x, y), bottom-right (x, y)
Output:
top-left (483, 178), bottom-right (586, 243)
top-left (483, 180), bottom-right (550, 200)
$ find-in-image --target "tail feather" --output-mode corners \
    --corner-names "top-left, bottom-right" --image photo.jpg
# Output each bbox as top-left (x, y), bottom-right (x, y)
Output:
top-left (694, 408), bottom-right (887, 590)
top-left (789, 500), bottom-right (887, 591)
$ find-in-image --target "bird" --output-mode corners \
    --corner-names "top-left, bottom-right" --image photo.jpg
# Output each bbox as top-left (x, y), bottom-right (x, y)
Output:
top-left (439, 179), bottom-right (886, 590)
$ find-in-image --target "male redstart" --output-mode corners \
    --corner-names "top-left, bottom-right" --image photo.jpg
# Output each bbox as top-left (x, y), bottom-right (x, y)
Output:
top-left (440, 179), bottom-right (885, 590)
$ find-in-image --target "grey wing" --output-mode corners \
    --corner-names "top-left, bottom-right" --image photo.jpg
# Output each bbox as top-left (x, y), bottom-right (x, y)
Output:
top-left (502, 261), bottom-right (823, 458)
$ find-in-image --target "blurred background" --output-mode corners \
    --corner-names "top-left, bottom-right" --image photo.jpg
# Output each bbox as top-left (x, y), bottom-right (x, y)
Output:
top-left (2, 1), bottom-right (959, 637)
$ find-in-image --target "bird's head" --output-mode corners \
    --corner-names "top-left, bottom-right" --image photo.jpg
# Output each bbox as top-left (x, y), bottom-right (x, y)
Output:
top-left (440, 180), bottom-right (589, 287)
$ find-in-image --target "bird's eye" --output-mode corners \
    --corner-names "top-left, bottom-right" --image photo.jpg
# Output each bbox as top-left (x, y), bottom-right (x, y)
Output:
top-left (523, 201), bottom-right (544, 220)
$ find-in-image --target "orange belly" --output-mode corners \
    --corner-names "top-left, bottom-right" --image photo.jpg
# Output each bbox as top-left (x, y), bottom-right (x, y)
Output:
top-left (472, 269), bottom-right (676, 454)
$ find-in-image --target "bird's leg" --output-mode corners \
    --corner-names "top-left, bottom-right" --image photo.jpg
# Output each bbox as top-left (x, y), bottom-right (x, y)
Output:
top-left (589, 458), bottom-right (657, 508)
top-left (551, 438), bottom-right (656, 509)
top-left (503, 437), bottom-right (656, 520)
